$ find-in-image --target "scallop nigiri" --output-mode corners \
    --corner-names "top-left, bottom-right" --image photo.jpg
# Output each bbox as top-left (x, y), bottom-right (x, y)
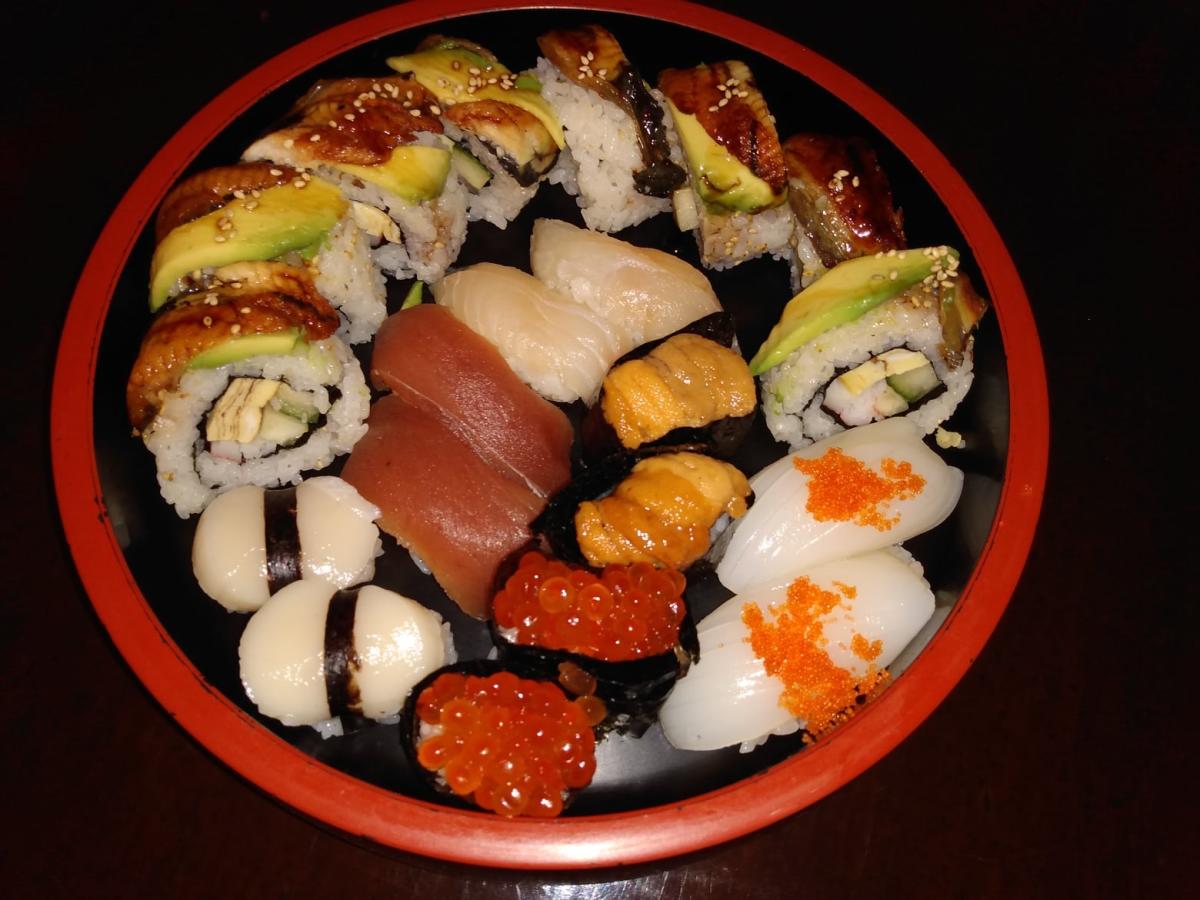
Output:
top-left (529, 218), bottom-right (722, 347)
top-left (660, 549), bottom-right (935, 752)
top-left (433, 263), bottom-right (624, 403)
top-left (716, 418), bottom-right (963, 594)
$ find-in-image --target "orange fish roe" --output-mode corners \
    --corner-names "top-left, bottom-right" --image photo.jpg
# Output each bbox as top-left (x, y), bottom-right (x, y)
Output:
top-left (792, 449), bottom-right (925, 531)
top-left (492, 551), bottom-right (687, 661)
top-left (414, 670), bottom-right (601, 818)
top-left (742, 576), bottom-right (891, 740)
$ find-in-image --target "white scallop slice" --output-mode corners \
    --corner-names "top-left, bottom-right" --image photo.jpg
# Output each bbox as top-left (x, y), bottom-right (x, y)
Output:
top-left (716, 419), bottom-right (963, 594)
top-left (352, 585), bottom-right (451, 721)
top-left (297, 476), bottom-right (382, 588)
top-left (192, 485), bottom-right (269, 613)
top-left (660, 550), bottom-right (935, 752)
top-left (239, 580), bottom-right (332, 727)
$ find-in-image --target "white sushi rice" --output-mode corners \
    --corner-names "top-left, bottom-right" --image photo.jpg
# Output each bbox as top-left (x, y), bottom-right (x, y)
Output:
top-left (536, 58), bottom-right (671, 232)
top-left (310, 210), bottom-right (387, 344)
top-left (443, 121), bottom-right (539, 229)
top-left (143, 338), bottom-right (370, 517)
top-left (694, 199), bottom-right (795, 271)
top-left (760, 295), bottom-right (976, 450)
top-left (789, 229), bottom-right (828, 291)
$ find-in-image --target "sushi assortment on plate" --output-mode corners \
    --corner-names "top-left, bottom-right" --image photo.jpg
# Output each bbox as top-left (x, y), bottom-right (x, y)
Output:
top-left (116, 19), bottom-right (996, 820)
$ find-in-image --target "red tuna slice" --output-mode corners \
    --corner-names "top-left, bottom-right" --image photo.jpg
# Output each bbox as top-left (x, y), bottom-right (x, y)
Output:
top-left (370, 305), bottom-right (573, 498)
top-left (341, 394), bottom-right (544, 619)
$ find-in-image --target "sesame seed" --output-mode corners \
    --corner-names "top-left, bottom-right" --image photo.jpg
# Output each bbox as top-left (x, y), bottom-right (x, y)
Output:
top-left (269, 168), bottom-right (283, 176)
top-left (310, 134), bottom-right (321, 142)
top-left (434, 241), bottom-right (445, 249)
top-left (886, 249), bottom-right (897, 257)
top-left (230, 324), bottom-right (242, 335)
top-left (251, 189), bottom-right (262, 198)
top-left (328, 120), bottom-right (338, 128)
top-left (410, 108), bottom-right (421, 116)
top-left (430, 105), bottom-right (441, 115)
top-left (718, 97), bottom-right (729, 107)
top-left (372, 82), bottom-right (382, 91)
top-left (293, 179), bottom-right (307, 188)
top-left (835, 169), bottom-right (850, 178)
top-left (469, 66), bottom-right (481, 75)
top-left (597, 68), bottom-right (607, 77)
top-left (708, 105), bottom-right (719, 112)
top-left (451, 61), bottom-right (461, 70)
top-left (344, 113), bottom-right (355, 122)
top-left (230, 282), bottom-right (242, 289)
top-left (283, 139), bottom-right (295, 149)
top-left (202, 316), bottom-right (213, 326)
top-left (406, 90), bottom-right (413, 99)
top-left (888, 269), bottom-right (899, 280)
top-left (232, 189), bottom-right (245, 199)
top-left (301, 172), bottom-right (311, 181)
top-left (240, 306), bottom-right (251, 314)
top-left (851, 176), bottom-right (860, 187)
top-left (586, 51), bottom-right (594, 61)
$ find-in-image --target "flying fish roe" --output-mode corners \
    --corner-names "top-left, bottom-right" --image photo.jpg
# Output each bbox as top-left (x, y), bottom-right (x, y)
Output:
top-left (414, 671), bottom-right (601, 818)
top-left (492, 552), bottom-right (686, 661)
top-left (742, 576), bottom-right (891, 740)
top-left (792, 448), bottom-right (925, 531)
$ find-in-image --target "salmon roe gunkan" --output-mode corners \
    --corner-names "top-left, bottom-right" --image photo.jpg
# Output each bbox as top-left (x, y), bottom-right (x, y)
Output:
top-left (414, 670), bottom-right (603, 818)
top-left (492, 551), bottom-right (687, 661)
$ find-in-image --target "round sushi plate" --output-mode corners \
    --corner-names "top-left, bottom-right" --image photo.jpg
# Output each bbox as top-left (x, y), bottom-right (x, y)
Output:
top-left (52, 0), bottom-right (1047, 870)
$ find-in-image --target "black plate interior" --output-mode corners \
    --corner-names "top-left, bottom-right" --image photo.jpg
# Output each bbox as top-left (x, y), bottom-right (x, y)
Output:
top-left (93, 9), bottom-right (1008, 816)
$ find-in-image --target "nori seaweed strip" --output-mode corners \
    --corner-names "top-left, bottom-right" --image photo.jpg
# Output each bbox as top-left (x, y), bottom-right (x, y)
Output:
top-left (323, 587), bottom-right (363, 720)
top-left (263, 486), bottom-right (302, 594)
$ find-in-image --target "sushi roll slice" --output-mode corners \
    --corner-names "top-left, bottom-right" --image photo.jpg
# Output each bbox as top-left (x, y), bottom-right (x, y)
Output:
top-left (149, 163), bottom-right (387, 343)
top-left (240, 581), bottom-right (454, 737)
top-left (751, 248), bottom-right (989, 449)
top-left (580, 312), bottom-right (756, 463)
top-left (716, 419), bottom-right (963, 595)
top-left (535, 25), bottom-right (687, 232)
top-left (242, 76), bottom-right (468, 284)
top-left (192, 477), bottom-right (382, 613)
top-left (782, 134), bottom-right (907, 290)
top-left (402, 660), bottom-right (605, 817)
top-left (127, 261), bottom-right (370, 517)
top-left (658, 61), bottom-right (793, 270)
top-left (490, 550), bottom-right (699, 735)
top-left (535, 450), bottom-right (752, 572)
top-left (659, 549), bottom-right (935, 751)
top-left (432, 263), bottom-right (624, 404)
top-left (387, 36), bottom-right (565, 229)
top-left (528, 218), bottom-right (722, 348)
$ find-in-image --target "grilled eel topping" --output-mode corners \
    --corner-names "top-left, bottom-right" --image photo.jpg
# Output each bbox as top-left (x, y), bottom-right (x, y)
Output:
top-left (538, 25), bottom-right (686, 197)
top-left (260, 76), bottom-right (445, 166)
top-left (783, 134), bottom-right (906, 267)
top-left (127, 261), bottom-right (340, 429)
top-left (658, 61), bottom-right (787, 198)
top-left (444, 100), bottom-right (559, 186)
top-left (155, 163), bottom-right (302, 242)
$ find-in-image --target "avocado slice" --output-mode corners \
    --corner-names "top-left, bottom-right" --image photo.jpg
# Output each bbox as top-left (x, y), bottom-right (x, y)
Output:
top-left (149, 179), bottom-right (347, 311)
top-left (665, 98), bottom-right (784, 214)
top-left (387, 48), bottom-right (565, 148)
top-left (331, 145), bottom-right (450, 204)
top-left (749, 248), bottom-right (956, 375)
top-left (450, 145), bottom-right (492, 191)
top-left (400, 280), bottom-right (424, 310)
top-left (187, 330), bottom-right (304, 370)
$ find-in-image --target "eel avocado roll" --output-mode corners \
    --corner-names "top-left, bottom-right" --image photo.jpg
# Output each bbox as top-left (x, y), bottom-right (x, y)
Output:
top-left (751, 248), bottom-right (988, 449)
top-left (150, 162), bottom-right (386, 344)
top-left (242, 76), bottom-right (467, 284)
top-left (402, 660), bottom-right (606, 817)
top-left (782, 134), bottom-right (907, 290)
top-left (127, 261), bottom-right (370, 516)
top-left (387, 36), bottom-right (565, 229)
top-left (535, 450), bottom-right (752, 572)
top-left (535, 25), bottom-right (687, 232)
top-left (581, 312), bottom-right (756, 463)
top-left (192, 476), bottom-right (382, 613)
top-left (658, 61), bottom-right (793, 270)
top-left (240, 580), bottom-right (454, 738)
top-left (490, 550), bottom-right (699, 736)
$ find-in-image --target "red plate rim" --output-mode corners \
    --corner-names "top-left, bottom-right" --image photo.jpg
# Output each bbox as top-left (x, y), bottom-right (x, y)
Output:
top-left (50, 0), bottom-right (1049, 870)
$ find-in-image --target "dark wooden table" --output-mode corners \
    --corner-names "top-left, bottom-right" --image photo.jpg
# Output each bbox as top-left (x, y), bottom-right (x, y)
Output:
top-left (6, 1), bottom-right (1192, 896)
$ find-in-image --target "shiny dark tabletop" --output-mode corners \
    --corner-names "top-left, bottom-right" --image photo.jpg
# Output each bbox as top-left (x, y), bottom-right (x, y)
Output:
top-left (6, 1), bottom-right (1192, 896)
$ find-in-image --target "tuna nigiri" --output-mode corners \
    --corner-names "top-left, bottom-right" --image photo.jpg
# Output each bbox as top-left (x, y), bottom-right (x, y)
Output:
top-left (341, 394), bottom-right (545, 618)
top-left (433, 263), bottom-right (624, 404)
top-left (529, 218), bottom-right (722, 348)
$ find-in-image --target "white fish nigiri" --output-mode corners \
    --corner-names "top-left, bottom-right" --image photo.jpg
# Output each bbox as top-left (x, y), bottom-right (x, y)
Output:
top-left (239, 581), bottom-right (453, 733)
top-left (192, 477), bottom-right (382, 613)
top-left (529, 218), bottom-right (722, 347)
top-left (433, 263), bottom-right (624, 403)
top-left (660, 550), bottom-right (934, 752)
top-left (717, 419), bottom-right (962, 594)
